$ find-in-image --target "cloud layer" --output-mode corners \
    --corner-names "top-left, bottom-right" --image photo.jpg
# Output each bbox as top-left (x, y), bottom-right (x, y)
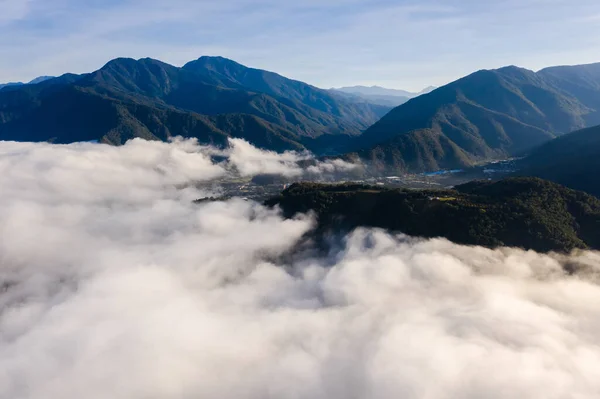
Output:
top-left (1, 139), bottom-right (600, 399)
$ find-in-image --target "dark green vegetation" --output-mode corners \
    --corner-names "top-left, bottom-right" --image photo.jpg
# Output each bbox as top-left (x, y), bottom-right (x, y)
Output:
top-left (351, 63), bottom-right (600, 173)
top-left (520, 124), bottom-right (600, 197)
top-left (266, 177), bottom-right (600, 253)
top-left (0, 57), bottom-right (388, 153)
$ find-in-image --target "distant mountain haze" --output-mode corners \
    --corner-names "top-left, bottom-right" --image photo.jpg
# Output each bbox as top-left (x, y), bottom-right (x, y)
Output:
top-left (0, 57), bottom-right (388, 153)
top-left (333, 85), bottom-right (436, 98)
top-left (329, 85), bottom-right (436, 107)
top-left (28, 76), bottom-right (55, 84)
top-left (348, 62), bottom-right (600, 173)
top-left (0, 75), bottom-right (55, 89)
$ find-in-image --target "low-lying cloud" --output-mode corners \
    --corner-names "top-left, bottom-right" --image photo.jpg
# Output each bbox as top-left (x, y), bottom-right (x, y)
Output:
top-left (1, 139), bottom-right (600, 399)
top-left (216, 137), bottom-right (360, 179)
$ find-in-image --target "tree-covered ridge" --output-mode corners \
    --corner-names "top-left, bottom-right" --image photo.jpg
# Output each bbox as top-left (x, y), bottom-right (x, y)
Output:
top-left (350, 63), bottom-right (600, 173)
top-left (0, 57), bottom-right (388, 153)
top-left (266, 177), bottom-right (600, 253)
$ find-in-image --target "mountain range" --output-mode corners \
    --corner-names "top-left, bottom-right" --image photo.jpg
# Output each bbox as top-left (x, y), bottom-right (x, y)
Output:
top-left (0, 76), bottom-right (54, 89)
top-left (3, 57), bottom-right (600, 184)
top-left (0, 57), bottom-right (388, 153)
top-left (350, 63), bottom-right (600, 173)
top-left (330, 85), bottom-right (436, 107)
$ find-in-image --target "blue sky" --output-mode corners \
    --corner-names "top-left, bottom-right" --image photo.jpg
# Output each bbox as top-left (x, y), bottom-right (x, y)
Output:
top-left (2, 0), bottom-right (600, 91)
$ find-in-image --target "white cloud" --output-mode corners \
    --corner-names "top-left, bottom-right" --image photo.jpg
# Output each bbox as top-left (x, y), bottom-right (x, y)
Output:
top-left (224, 138), bottom-right (306, 177)
top-left (220, 138), bottom-right (359, 178)
top-left (1, 140), bottom-right (600, 398)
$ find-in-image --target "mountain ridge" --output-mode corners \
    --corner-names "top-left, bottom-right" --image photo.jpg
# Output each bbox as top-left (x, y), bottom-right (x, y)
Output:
top-left (0, 75), bottom-right (55, 90)
top-left (0, 56), bottom-right (389, 153)
top-left (348, 62), bottom-right (600, 173)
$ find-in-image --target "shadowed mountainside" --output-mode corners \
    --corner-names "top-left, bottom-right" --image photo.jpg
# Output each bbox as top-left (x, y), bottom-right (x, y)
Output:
top-left (519, 124), bottom-right (600, 197)
top-left (349, 63), bottom-right (600, 173)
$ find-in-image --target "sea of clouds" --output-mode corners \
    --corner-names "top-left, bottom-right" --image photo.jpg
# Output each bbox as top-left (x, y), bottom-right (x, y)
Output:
top-left (1, 138), bottom-right (600, 399)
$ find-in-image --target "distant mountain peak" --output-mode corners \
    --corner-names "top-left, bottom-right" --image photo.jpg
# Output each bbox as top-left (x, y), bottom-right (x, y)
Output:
top-left (417, 86), bottom-right (437, 94)
top-left (102, 57), bottom-right (137, 67)
top-left (330, 84), bottom-right (437, 107)
top-left (28, 76), bottom-right (54, 84)
top-left (333, 85), bottom-right (436, 99)
top-left (0, 75), bottom-right (55, 90)
top-left (188, 56), bottom-right (246, 70)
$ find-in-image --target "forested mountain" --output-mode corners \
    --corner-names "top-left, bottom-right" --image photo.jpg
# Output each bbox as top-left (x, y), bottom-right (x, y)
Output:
top-left (4, 58), bottom-right (600, 171)
top-left (350, 63), bottom-right (600, 173)
top-left (520, 124), bottom-right (600, 197)
top-left (0, 57), bottom-right (388, 152)
top-left (267, 178), bottom-right (600, 253)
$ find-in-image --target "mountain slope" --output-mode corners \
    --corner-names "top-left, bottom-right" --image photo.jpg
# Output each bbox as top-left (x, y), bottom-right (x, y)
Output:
top-left (352, 63), bottom-right (600, 173)
top-left (0, 57), bottom-right (389, 153)
top-left (520, 124), bottom-right (600, 197)
top-left (183, 57), bottom-right (389, 134)
top-left (267, 177), bottom-right (600, 253)
top-left (0, 83), bottom-right (305, 151)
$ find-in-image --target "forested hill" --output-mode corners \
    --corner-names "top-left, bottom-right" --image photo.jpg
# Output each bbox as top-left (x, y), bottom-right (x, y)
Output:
top-left (266, 177), bottom-right (600, 253)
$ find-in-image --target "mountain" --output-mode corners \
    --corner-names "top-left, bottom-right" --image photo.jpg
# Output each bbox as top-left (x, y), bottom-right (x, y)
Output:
top-left (27, 76), bottom-right (54, 84)
top-left (0, 76), bottom-right (55, 90)
top-left (266, 177), bottom-right (600, 253)
top-left (520, 124), bottom-right (600, 197)
top-left (329, 90), bottom-right (410, 107)
top-left (0, 82), bottom-right (22, 90)
top-left (333, 85), bottom-right (435, 98)
top-left (0, 57), bottom-right (389, 153)
top-left (330, 85), bottom-right (436, 107)
top-left (417, 86), bottom-right (437, 95)
top-left (350, 63), bottom-right (600, 173)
